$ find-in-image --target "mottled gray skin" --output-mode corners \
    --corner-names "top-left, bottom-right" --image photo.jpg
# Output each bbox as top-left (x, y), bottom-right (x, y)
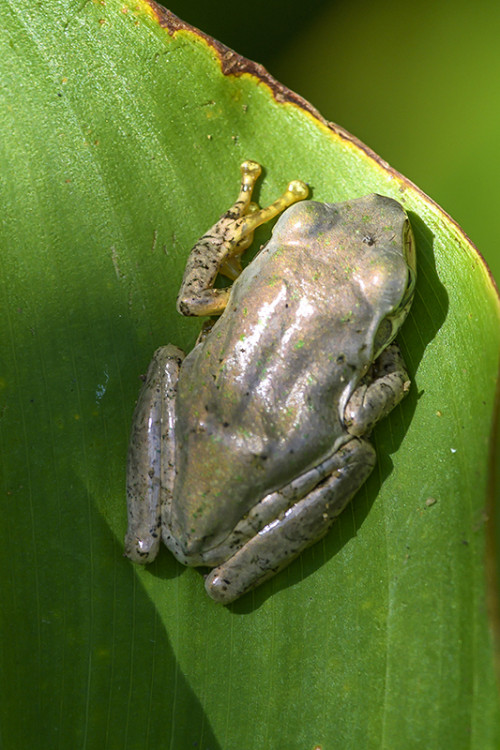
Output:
top-left (125, 168), bottom-right (416, 604)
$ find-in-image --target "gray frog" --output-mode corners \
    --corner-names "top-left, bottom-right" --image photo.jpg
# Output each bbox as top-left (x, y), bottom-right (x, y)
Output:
top-left (125, 161), bottom-right (416, 603)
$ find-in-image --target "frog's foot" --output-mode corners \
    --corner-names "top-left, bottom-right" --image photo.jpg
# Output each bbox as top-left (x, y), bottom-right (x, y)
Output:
top-left (176, 161), bottom-right (308, 318)
top-left (125, 345), bottom-right (184, 563)
top-left (344, 342), bottom-right (410, 436)
top-left (204, 437), bottom-right (375, 604)
top-left (219, 202), bottom-right (259, 280)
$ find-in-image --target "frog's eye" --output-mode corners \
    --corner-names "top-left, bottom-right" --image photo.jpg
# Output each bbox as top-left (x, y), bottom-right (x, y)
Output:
top-left (373, 265), bottom-right (416, 359)
top-left (399, 266), bottom-right (417, 311)
top-left (403, 219), bottom-right (417, 278)
top-left (373, 318), bottom-right (392, 355)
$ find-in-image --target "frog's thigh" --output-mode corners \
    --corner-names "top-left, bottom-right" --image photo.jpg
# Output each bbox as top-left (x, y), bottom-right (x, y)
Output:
top-left (125, 345), bottom-right (184, 564)
top-left (205, 437), bottom-right (375, 603)
top-left (199, 442), bottom-right (357, 567)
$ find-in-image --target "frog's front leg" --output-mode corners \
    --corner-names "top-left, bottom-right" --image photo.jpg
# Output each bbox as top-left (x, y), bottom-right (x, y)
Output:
top-left (205, 437), bottom-right (376, 604)
top-left (177, 160), bottom-right (308, 317)
top-left (344, 342), bottom-right (411, 436)
top-left (125, 345), bottom-right (184, 563)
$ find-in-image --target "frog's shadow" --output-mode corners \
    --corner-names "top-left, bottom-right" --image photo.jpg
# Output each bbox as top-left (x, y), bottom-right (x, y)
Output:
top-left (151, 212), bottom-right (447, 614)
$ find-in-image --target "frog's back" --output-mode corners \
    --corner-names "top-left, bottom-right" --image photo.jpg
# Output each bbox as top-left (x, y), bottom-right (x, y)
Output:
top-left (172, 196), bottom-right (410, 552)
top-left (182, 195), bottom-right (410, 432)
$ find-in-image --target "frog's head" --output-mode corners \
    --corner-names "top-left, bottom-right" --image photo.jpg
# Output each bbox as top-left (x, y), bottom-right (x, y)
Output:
top-left (267, 192), bottom-right (416, 365)
top-left (346, 194), bottom-right (416, 361)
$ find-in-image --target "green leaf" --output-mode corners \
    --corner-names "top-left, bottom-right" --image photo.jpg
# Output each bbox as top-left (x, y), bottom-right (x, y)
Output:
top-left (1, 2), bottom-right (499, 748)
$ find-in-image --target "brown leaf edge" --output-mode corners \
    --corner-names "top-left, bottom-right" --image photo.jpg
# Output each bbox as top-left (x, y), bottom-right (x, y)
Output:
top-left (144, 0), bottom-right (500, 685)
top-left (146, 1), bottom-right (496, 285)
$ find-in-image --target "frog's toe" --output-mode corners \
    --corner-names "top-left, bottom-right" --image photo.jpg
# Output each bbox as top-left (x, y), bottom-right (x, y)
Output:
top-left (124, 531), bottom-right (160, 564)
top-left (204, 569), bottom-right (242, 604)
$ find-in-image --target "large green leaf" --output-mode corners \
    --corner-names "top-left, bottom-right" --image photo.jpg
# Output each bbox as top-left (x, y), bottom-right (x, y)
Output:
top-left (1, 2), bottom-right (499, 748)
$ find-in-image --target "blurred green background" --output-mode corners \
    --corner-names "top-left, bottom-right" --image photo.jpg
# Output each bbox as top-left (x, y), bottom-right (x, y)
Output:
top-left (168, 0), bottom-right (500, 285)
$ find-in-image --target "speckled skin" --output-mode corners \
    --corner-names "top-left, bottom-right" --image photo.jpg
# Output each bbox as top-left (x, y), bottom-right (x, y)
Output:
top-left (125, 162), bottom-right (416, 604)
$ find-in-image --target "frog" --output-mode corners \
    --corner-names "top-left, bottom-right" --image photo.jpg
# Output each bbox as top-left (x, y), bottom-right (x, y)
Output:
top-left (125, 160), bottom-right (416, 604)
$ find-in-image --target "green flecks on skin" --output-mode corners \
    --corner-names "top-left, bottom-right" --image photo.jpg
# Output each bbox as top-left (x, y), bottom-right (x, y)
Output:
top-left (267, 274), bottom-right (281, 287)
top-left (255, 358), bottom-right (268, 377)
top-left (294, 340), bottom-right (305, 350)
top-left (225, 388), bottom-right (241, 405)
top-left (239, 334), bottom-right (246, 341)
top-left (343, 264), bottom-right (354, 279)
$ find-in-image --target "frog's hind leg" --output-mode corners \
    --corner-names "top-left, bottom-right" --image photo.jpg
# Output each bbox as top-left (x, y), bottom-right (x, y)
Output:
top-left (177, 161), bottom-right (308, 317)
top-left (125, 345), bottom-right (184, 564)
top-left (204, 437), bottom-right (375, 604)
